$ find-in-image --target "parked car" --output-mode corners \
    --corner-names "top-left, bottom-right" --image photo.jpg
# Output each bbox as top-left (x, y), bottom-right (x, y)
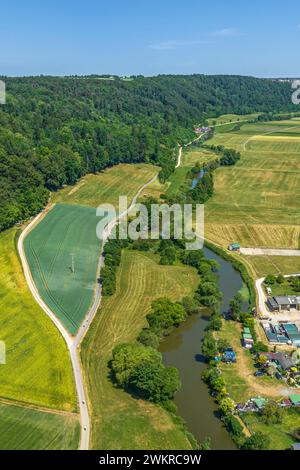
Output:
top-left (254, 370), bottom-right (265, 377)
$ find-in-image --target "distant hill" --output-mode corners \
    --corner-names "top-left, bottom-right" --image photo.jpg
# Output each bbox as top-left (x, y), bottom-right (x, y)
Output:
top-left (0, 74), bottom-right (297, 231)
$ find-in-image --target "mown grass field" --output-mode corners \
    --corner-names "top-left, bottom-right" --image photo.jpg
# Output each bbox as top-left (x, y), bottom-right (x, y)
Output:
top-left (243, 409), bottom-right (300, 450)
top-left (207, 113), bottom-right (259, 126)
top-left (201, 119), bottom-right (300, 262)
top-left (0, 402), bottom-right (79, 450)
top-left (24, 204), bottom-right (102, 335)
top-left (81, 250), bottom-right (199, 450)
top-left (52, 163), bottom-right (159, 208)
top-left (241, 255), bottom-right (300, 278)
top-left (0, 228), bottom-right (76, 410)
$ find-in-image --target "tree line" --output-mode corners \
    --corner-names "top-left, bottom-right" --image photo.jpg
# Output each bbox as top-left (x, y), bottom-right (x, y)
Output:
top-left (0, 74), bottom-right (297, 231)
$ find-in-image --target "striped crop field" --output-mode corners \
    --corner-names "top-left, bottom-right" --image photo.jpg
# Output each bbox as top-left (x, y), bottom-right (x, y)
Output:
top-left (201, 119), bottom-right (300, 261)
top-left (82, 250), bottom-right (199, 450)
top-left (25, 164), bottom-right (159, 336)
top-left (0, 402), bottom-right (79, 450)
top-left (24, 204), bottom-right (102, 335)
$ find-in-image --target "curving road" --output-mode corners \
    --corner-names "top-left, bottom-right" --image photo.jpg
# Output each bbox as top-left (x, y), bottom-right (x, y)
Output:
top-left (175, 131), bottom-right (209, 169)
top-left (18, 173), bottom-right (158, 450)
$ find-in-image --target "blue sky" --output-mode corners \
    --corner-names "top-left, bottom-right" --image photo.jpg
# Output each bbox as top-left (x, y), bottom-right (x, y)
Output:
top-left (1, 0), bottom-right (300, 77)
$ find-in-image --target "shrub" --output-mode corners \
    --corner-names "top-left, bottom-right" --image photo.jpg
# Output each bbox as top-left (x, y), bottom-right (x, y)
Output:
top-left (146, 298), bottom-right (186, 336)
top-left (181, 296), bottom-right (201, 315)
top-left (130, 361), bottom-right (180, 403)
top-left (111, 342), bottom-right (161, 387)
top-left (202, 332), bottom-right (218, 361)
top-left (138, 329), bottom-right (160, 348)
top-left (242, 432), bottom-right (270, 450)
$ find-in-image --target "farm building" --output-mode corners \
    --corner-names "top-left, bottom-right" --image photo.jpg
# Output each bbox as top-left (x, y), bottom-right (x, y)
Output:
top-left (258, 352), bottom-right (293, 371)
top-left (261, 321), bottom-right (300, 345)
top-left (261, 322), bottom-right (278, 343)
top-left (242, 326), bottom-right (254, 349)
top-left (228, 242), bottom-right (240, 252)
top-left (267, 295), bottom-right (300, 312)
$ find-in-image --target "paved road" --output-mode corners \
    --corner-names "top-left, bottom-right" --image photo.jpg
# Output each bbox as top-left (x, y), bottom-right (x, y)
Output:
top-left (175, 131), bottom-right (209, 169)
top-left (241, 247), bottom-right (300, 256)
top-left (175, 146), bottom-right (182, 168)
top-left (18, 173), bottom-right (158, 451)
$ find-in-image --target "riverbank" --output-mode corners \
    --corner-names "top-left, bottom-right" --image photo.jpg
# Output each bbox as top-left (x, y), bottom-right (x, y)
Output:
top-left (159, 246), bottom-right (244, 449)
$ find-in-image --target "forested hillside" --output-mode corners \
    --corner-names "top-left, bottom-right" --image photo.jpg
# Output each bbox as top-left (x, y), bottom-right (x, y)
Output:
top-left (0, 74), bottom-right (296, 231)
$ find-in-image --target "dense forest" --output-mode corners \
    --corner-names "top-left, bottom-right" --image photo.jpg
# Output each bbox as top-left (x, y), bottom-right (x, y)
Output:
top-left (0, 74), bottom-right (297, 231)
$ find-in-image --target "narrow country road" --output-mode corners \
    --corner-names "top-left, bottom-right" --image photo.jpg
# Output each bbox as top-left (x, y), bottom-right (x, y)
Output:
top-left (175, 130), bottom-right (209, 169)
top-left (256, 273), bottom-right (300, 317)
top-left (175, 145), bottom-right (182, 168)
top-left (18, 172), bottom-right (158, 451)
top-left (241, 247), bottom-right (300, 256)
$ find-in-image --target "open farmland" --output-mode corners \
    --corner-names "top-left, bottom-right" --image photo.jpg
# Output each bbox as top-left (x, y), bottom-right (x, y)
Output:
top-left (208, 113), bottom-right (260, 126)
top-left (24, 204), bottom-right (102, 335)
top-left (52, 163), bottom-right (159, 208)
top-left (241, 254), bottom-right (300, 278)
top-left (0, 229), bottom-right (76, 410)
top-left (202, 119), bottom-right (300, 256)
top-left (81, 250), bottom-right (199, 450)
top-left (0, 402), bottom-right (79, 450)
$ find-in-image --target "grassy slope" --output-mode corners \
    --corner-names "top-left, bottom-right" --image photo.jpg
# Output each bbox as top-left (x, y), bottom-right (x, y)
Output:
top-left (52, 163), bottom-right (159, 208)
top-left (0, 228), bottom-right (76, 411)
top-left (81, 250), bottom-right (199, 450)
top-left (0, 402), bottom-right (79, 450)
top-left (208, 113), bottom-right (260, 126)
top-left (24, 204), bottom-right (102, 335)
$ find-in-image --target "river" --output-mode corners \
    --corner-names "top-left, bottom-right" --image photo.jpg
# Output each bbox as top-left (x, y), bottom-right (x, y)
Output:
top-left (159, 247), bottom-right (244, 450)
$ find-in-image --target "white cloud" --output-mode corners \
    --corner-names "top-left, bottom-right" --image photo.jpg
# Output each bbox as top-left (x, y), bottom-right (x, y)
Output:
top-left (149, 39), bottom-right (211, 51)
top-left (149, 28), bottom-right (241, 51)
top-left (210, 28), bottom-right (242, 37)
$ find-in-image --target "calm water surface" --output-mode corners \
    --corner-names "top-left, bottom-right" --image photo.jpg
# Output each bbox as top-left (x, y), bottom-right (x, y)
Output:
top-left (159, 247), bottom-right (244, 450)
